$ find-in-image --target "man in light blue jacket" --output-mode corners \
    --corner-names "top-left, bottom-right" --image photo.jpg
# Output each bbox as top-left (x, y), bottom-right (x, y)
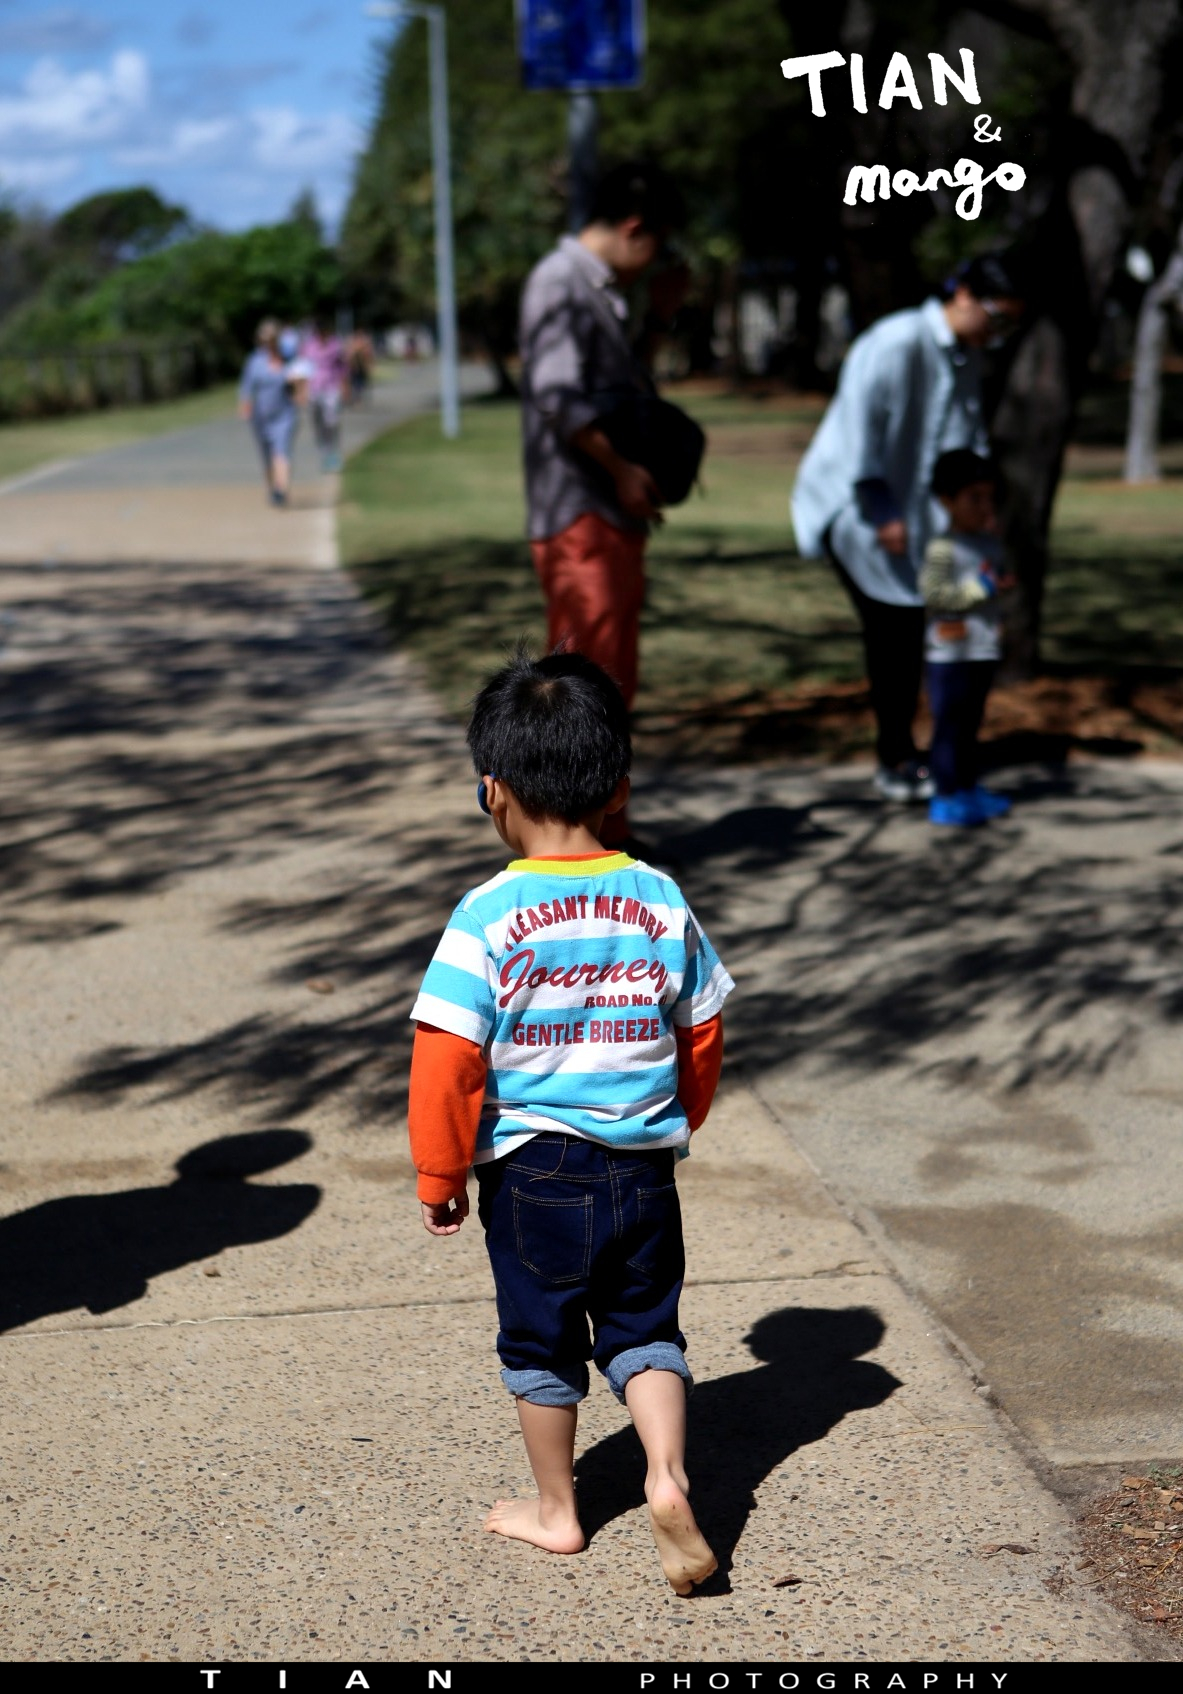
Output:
top-left (791, 254), bottom-right (1025, 800)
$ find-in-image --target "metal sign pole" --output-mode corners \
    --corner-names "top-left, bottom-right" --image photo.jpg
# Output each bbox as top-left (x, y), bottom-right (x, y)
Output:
top-left (425, 6), bottom-right (459, 437)
top-left (567, 91), bottom-right (598, 234)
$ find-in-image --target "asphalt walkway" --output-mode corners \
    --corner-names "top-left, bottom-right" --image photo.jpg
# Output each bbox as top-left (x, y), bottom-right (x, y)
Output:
top-left (0, 361), bottom-right (490, 569)
top-left (0, 375), bottom-right (1174, 1667)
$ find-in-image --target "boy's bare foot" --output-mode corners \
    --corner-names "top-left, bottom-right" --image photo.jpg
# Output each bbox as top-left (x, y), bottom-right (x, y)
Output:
top-left (647, 1477), bottom-right (717, 1594)
top-left (484, 1497), bottom-right (585, 1554)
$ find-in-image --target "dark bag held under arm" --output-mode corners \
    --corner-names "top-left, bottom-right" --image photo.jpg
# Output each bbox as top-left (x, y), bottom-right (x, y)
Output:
top-left (588, 386), bottom-right (706, 506)
top-left (572, 262), bottom-right (705, 506)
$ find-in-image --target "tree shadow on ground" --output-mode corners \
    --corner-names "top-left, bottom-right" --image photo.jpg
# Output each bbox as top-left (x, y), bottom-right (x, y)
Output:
top-left (354, 529), bottom-right (1183, 765)
top-left (0, 561), bottom-right (418, 744)
top-left (1, 557), bottom-right (494, 1123)
top-left (351, 536), bottom-right (868, 742)
top-left (645, 763), bottom-right (1183, 1090)
top-left (7, 551), bottom-right (1183, 1128)
top-left (0, 1129), bottom-right (319, 1332)
top-left (573, 1306), bottom-right (900, 1594)
top-left (351, 541), bottom-right (544, 725)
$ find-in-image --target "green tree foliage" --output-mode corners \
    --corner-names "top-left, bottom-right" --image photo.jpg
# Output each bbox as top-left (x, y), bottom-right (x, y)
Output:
top-left (339, 1), bottom-right (793, 380)
top-left (54, 187), bottom-right (190, 266)
top-left (340, 1), bottom-right (569, 382)
top-left (15, 187), bottom-right (196, 324)
top-left (339, 0), bottom-right (1076, 361)
top-left (0, 185), bottom-right (191, 331)
top-left (0, 220), bottom-right (341, 362)
top-left (287, 187), bottom-right (323, 242)
top-left (596, 0), bottom-right (792, 264)
top-left (341, 0), bottom-right (1183, 667)
top-left (0, 197), bottom-right (57, 324)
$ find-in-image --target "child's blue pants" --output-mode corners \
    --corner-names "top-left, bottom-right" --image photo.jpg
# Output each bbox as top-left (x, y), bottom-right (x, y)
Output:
top-left (926, 658), bottom-right (996, 795)
top-left (475, 1132), bottom-right (691, 1407)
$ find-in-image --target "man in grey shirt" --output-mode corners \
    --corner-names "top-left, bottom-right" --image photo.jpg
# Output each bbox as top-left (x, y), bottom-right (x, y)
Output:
top-left (520, 162), bottom-right (685, 839)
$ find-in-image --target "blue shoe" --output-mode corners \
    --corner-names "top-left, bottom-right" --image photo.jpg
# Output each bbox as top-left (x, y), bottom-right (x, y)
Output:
top-left (929, 792), bottom-right (984, 828)
top-left (965, 784), bottom-right (1012, 819)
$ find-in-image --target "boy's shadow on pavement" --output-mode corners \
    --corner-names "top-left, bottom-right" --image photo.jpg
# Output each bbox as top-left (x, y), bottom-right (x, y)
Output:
top-left (0, 1129), bottom-right (320, 1332)
top-left (574, 1306), bottom-right (901, 1594)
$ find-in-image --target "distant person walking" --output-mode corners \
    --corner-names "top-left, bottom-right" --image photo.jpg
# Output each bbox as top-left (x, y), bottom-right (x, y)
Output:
top-left (346, 329), bottom-right (375, 406)
top-left (303, 317), bottom-right (349, 472)
top-left (790, 254), bottom-right (1026, 802)
top-left (238, 318), bottom-right (301, 507)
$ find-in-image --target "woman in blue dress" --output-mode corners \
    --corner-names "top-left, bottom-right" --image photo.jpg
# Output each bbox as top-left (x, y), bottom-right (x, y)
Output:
top-left (237, 318), bottom-right (300, 506)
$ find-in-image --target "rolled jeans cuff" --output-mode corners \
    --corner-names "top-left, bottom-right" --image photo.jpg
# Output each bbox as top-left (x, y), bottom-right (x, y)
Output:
top-left (604, 1343), bottom-right (693, 1406)
top-left (501, 1363), bottom-right (589, 1406)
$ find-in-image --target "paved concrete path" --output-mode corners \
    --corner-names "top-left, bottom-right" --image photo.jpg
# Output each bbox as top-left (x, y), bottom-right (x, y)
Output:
top-left (0, 361), bottom-right (491, 569)
top-left (635, 761), bottom-right (1183, 1479)
top-left (0, 389), bottom-right (1172, 1665)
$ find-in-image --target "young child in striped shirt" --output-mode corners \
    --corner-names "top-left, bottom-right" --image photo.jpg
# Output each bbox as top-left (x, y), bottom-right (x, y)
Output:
top-left (920, 448), bottom-right (1015, 827)
top-left (408, 645), bottom-right (733, 1593)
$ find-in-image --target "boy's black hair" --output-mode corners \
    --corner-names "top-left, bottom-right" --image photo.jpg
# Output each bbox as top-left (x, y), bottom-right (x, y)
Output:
top-left (931, 447), bottom-right (995, 500)
top-left (467, 644), bottom-right (632, 823)
top-left (586, 159), bottom-right (685, 235)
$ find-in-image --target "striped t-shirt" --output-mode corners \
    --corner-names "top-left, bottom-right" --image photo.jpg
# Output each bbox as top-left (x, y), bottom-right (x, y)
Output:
top-left (410, 852), bottom-right (734, 1164)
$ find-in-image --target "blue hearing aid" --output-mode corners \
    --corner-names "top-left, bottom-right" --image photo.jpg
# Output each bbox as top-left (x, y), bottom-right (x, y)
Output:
top-left (477, 773), bottom-right (497, 815)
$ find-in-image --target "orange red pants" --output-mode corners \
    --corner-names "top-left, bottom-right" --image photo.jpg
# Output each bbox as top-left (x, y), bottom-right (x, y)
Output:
top-left (531, 512), bottom-right (646, 708)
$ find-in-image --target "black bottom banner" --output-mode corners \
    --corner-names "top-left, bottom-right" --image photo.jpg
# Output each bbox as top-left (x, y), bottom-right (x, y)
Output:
top-left (1, 1662), bottom-right (1177, 1693)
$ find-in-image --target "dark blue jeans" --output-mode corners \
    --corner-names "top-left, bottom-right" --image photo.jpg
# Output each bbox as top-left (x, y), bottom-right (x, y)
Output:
top-left (926, 659), bottom-right (996, 795)
top-left (475, 1133), bottom-right (691, 1407)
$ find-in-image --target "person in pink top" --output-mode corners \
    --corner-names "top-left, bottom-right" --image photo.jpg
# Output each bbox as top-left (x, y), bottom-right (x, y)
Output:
top-left (302, 317), bottom-right (349, 472)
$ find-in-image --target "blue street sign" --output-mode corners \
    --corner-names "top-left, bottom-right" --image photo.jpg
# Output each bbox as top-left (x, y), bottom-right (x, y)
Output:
top-left (517, 0), bottom-right (646, 92)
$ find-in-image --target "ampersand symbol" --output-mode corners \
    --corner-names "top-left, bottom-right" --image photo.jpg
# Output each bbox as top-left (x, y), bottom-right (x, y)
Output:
top-left (973, 113), bottom-right (1002, 143)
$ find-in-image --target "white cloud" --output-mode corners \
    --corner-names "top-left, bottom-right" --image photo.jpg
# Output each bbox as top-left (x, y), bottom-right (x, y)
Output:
top-left (0, 49), bottom-right (149, 146)
top-left (175, 117), bottom-right (237, 154)
top-left (248, 107), bottom-right (360, 174)
top-left (0, 153), bottom-right (81, 192)
top-left (0, 40), bottom-right (359, 236)
top-left (115, 116), bottom-right (238, 167)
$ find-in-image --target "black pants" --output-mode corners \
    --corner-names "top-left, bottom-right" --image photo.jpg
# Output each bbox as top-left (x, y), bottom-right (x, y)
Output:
top-left (926, 659), bottom-right (995, 796)
top-left (827, 545), bottom-right (926, 770)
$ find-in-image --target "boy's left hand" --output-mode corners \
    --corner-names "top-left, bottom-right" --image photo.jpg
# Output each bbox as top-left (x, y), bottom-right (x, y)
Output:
top-left (421, 1192), bottom-right (469, 1236)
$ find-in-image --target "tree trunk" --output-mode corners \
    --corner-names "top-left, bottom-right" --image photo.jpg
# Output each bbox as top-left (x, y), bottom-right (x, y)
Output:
top-left (775, 0), bottom-right (851, 379)
top-left (1124, 208), bottom-right (1183, 481)
top-left (980, 0), bottom-right (1182, 671)
top-left (991, 316), bottom-right (1075, 675)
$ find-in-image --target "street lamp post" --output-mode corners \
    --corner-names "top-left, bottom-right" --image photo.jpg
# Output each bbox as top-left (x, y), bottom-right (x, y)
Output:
top-left (567, 91), bottom-right (598, 234)
top-left (365, 2), bottom-right (460, 439)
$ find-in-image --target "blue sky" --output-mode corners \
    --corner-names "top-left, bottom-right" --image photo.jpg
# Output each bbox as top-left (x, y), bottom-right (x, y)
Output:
top-left (0, 1), bottom-right (405, 231)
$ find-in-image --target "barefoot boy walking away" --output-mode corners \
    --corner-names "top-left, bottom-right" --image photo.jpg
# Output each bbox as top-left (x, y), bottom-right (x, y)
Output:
top-left (408, 647), bottom-right (733, 1593)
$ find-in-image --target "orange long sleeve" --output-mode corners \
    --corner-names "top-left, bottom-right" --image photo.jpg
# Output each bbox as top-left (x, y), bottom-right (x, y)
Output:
top-left (408, 1023), bottom-right (487, 1205)
top-left (675, 1013), bottom-right (724, 1132)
